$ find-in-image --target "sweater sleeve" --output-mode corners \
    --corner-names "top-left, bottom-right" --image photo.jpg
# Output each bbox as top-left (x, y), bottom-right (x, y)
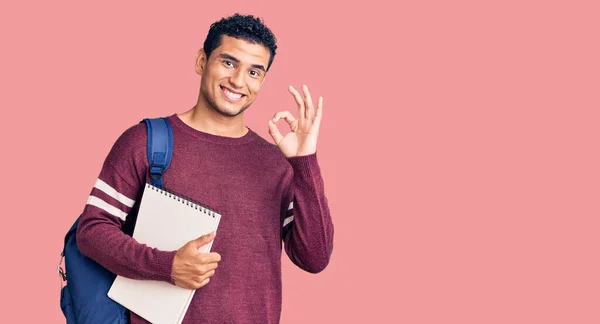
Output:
top-left (281, 153), bottom-right (334, 273)
top-left (76, 124), bottom-right (176, 283)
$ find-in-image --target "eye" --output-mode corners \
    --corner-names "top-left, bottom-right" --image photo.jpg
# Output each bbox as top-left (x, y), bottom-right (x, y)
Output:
top-left (249, 70), bottom-right (260, 77)
top-left (223, 60), bottom-right (234, 68)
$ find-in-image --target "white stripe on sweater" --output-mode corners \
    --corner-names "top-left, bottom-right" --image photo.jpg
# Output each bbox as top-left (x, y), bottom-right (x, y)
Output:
top-left (283, 216), bottom-right (294, 227)
top-left (94, 178), bottom-right (135, 207)
top-left (288, 201), bottom-right (293, 210)
top-left (87, 195), bottom-right (128, 220)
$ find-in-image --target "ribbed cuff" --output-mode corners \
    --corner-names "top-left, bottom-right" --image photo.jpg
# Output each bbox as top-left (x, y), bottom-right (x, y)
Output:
top-left (153, 250), bottom-right (178, 284)
top-left (287, 152), bottom-right (320, 178)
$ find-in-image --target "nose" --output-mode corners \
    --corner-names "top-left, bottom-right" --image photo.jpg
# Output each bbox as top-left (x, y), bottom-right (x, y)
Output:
top-left (229, 69), bottom-right (244, 90)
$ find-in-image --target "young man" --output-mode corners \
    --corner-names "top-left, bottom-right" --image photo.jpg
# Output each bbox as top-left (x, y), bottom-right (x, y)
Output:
top-left (76, 13), bottom-right (334, 324)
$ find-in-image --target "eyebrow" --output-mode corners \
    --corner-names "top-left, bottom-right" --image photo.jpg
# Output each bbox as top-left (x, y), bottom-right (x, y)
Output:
top-left (218, 53), bottom-right (266, 72)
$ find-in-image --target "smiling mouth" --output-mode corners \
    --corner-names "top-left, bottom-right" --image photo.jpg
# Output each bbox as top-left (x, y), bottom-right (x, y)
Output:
top-left (221, 86), bottom-right (245, 102)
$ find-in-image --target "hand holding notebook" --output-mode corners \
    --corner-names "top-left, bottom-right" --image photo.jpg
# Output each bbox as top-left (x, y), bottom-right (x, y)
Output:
top-left (171, 231), bottom-right (221, 290)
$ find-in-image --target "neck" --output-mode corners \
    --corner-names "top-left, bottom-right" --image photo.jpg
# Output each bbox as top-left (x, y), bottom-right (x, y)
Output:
top-left (178, 96), bottom-right (248, 138)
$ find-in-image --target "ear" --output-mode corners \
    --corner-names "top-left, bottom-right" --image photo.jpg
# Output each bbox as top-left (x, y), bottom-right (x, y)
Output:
top-left (195, 49), bottom-right (207, 75)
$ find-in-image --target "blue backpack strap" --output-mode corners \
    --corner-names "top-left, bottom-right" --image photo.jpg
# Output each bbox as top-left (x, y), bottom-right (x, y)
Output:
top-left (143, 117), bottom-right (173, 188)
top-left (59, 117), bottom-right (174, 324)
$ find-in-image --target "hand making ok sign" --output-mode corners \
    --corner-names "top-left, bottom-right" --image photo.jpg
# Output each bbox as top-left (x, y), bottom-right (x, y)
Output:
top-left (268, 85), bottom-right (323, 157)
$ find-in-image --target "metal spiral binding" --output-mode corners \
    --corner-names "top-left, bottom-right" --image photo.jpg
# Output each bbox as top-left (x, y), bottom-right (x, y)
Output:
top-left (146, 183), bottom-right (216, 218)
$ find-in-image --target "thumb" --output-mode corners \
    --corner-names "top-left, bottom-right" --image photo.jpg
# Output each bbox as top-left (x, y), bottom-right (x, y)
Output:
top-left (268, 119), bottom-right (284, 144)
top-left (192, 231), bottom-right (216, 248)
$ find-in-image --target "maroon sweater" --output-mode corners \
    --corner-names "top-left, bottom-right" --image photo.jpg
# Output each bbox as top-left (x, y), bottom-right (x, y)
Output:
top-left (76, 114), bottom-right (334, 324)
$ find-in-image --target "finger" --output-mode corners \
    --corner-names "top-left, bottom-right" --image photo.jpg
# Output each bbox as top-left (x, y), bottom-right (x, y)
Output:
top-left (197, 277), bottom-right (211, 289)
top-left (302, 85), bottom-right (315, 120)
top-left (313, 96), bottom-right (323, 128)
top-left (204, 261), bottom-right (219, 272)
top-left (272, 111), bottom-right (296, 125)
top-left (195, 261), bottom-right (219, 276)
top-left (192, 231), bottom-right (216, 248)
top-left (177, 280), bottom-right (197, 290)
top-left (289, 119), bottom-right (299, 132)
top-left (288, 85), bottom-right (305, 120)
top-left (203, 252), bottom-right (221, 263)
top-left (210, 252), bottom-right (221, 262)
top-left (197, 252), bottom-right (221, 265)
top-left (272, 111), bottom-right (298, 131)
top-left (268, 119), bottom-right (284, 144)
top-left (198, 270), bottom-right (216, 282)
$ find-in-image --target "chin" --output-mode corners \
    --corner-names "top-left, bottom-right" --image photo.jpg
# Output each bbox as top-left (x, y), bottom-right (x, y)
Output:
top-left (217, 109), bottom-right (242, 117)
top-left (218, 98), bottom-right (254, 116)
top-left (215, 104), bottom-right (247, 117)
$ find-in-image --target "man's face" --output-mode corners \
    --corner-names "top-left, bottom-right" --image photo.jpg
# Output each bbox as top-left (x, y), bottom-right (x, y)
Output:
top-left (197, 35), bottom-right (271, 117)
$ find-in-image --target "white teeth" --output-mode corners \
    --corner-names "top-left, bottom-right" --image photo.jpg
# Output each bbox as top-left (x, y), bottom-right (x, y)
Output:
top-left (224, 88), bottom-right (242, 100)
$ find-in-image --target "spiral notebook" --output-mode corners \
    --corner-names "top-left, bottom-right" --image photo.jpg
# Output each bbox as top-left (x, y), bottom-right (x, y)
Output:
top-left (108, 183), bottom-right (221, 324)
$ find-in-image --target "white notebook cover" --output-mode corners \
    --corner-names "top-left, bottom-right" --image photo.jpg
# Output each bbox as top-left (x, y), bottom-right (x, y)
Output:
top-left (108, 183), bottom-right (221, 324)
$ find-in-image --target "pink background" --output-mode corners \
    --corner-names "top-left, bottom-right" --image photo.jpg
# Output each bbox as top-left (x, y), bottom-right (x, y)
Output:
top-left (1, 0), bottom-right (599, 323)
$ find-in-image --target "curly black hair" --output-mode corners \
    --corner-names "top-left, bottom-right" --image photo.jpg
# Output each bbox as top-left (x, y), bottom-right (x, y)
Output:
top-left (203, 13), bottom-right (278, 71)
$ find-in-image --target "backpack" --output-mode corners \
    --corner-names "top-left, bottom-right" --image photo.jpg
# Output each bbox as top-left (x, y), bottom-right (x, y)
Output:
top-left (59, 117), bottom-right (174, 323)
